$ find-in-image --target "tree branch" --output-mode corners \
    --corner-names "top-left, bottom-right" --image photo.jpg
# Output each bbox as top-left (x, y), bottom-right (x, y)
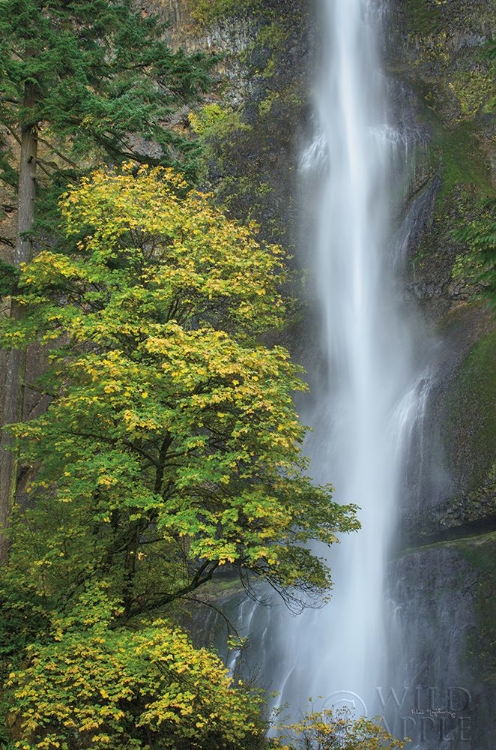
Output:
top-left (37, 136), bottom-right (78, 168)
top-left (123, 560), bottom-right (220, 620)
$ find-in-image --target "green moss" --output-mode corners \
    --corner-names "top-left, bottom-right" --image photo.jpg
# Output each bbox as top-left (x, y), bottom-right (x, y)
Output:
top-left (189, 103), bottom-right (249, 139)
top-left (445, 328), bottom-right (496, 489)
top-left (256, 20), bottom-right (288, 49)
top-left (402, 2), bottom-right (495, 193)
top-left (190, 0), bottom-right (261, 26)
top-left (188, 104), bottom-right (251, 179)
top-left (433, 121), bottom-right (492, 198)
top-left (258, 91), bottom-right (280, 117)
top-left (439, 147), bottom-right (485, 201)
top-left (408, 115), bottom-right (492, 281)
top-left (399, 530), bottom-right (496, 557)
top-left (405, 69), bottom-right (492, 195)
top-left (448, 69), bottom-right (496, 119)
top-left (404, 0), bottom-right (496, 39)
top-left (239, 13), bottom-right (296, 79)
top-left (458, 534), bottom-right (496, 679)
top-left (457, 531), bottom-right (496, 571)
top-left (404, 0), bottom-right (443, 36)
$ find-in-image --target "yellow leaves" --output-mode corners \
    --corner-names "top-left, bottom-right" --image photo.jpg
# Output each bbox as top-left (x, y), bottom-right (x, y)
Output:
top-left (54, 166), bottom-right (288, 330)
top-left (92, 734), bottom-right (111, 745)
top-left (122, 409), bottom-right (136, 431)
top-left (103, 382), bottom-right (121, 394)
top-left (9, 600), bottom-right (263, 747)
top-left (97, 475), bottom-right (114, 488)
top-left (4, 165), bottom-right (358, 748)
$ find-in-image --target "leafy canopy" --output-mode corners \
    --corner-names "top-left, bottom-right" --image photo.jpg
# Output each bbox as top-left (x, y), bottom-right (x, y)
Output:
top-left (1, 166), bottom-right (358, 625)
top-left (0, 0), bottom-right (213, 230)
top-left (0, 164), bottom-right (359, 749)
top-left (7, 585), bottom-right (265, 750)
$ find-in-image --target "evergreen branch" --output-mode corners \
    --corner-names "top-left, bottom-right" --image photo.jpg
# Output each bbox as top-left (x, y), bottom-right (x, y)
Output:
top-left (35, 158), bottom-right (53, 178)
top-left (0, 236), bottom-right (15, 249)
top-left (2, 121), bottom-right (22, 146)
top-left (36, 136), bottom-right (78, 168)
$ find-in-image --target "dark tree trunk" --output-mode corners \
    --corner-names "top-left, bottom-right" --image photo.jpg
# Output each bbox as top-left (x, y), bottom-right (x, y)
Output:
top-left (0, 80), bottom-right (37, 565)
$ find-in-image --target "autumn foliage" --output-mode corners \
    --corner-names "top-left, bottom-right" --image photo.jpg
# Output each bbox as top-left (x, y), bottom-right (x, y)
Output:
top-left (0, 167), bottom-right (358, 748)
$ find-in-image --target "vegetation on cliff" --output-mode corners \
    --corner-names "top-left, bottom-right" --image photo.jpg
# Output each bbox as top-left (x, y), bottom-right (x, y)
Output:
top-left (398, 0), bottom-right (495, 299)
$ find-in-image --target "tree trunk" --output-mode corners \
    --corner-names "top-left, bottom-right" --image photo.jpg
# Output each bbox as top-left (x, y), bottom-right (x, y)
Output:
top-left (0, 80), bottom-right (37, 565)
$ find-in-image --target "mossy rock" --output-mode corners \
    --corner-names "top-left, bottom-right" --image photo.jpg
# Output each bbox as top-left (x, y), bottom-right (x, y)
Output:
top-left (189, 0), bottom-right (261, 26)
top-left (402, 0), bottom-right (496, 40)
top-left (397, 532), bottom-right (496, 681)
top-left (457, 533), bottom-right (496, 680)
top-left (403, 0), bottom-right (443, 37)
top-left (443, 326), bottom-right (496, 490)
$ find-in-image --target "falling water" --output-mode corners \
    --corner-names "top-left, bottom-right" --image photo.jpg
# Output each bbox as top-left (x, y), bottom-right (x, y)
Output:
top-left (233, 0), bottom-right (436, 723)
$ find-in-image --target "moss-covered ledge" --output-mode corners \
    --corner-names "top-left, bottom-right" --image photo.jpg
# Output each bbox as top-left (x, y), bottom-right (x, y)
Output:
top-left (396, 530), bottom-right (496, 685)
top-left (442, 326), bottom-right (496, 490)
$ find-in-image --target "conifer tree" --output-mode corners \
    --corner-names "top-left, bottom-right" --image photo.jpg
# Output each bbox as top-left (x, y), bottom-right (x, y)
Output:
top-left (0, 0), bottom-right (213, 561)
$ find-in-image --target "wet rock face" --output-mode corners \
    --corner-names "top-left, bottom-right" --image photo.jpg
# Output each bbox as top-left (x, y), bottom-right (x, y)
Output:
top-left (387, 546), bottom-right (477, 749)
top-left (158, 1), bottom-right (318, 378)
top-left (159, 0), bottom-right (313, 252)
top-left (388, 537), bottom-right (496, 750)
top-left (388, 17), bottom-right (496, 735)
top-left (404, 280), bottom-right (484, 303)
top-left (391, 547), bottom-right (477, 690)
top-left (398, 304), bottom-right (496, 537)
top-left (384, 0), bottom-right (496, 311)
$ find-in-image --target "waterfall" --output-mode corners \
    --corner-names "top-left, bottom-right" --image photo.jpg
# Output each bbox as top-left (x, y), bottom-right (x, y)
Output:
top-left (233, 0), bottom-right (436, 725)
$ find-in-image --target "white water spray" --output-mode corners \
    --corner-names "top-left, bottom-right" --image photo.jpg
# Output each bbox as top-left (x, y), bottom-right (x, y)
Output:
top-left (243, 0), bottom-right (434, 717)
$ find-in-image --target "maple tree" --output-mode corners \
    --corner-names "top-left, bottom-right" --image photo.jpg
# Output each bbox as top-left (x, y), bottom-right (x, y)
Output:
top-left (0, 164), bottom-right (359, 748)
top-left (0, 161), bottom-right (378, 750)
top-left (1, 165), bottom-right (358, 617)
top-left (7, 585), bottom-right (265, 749)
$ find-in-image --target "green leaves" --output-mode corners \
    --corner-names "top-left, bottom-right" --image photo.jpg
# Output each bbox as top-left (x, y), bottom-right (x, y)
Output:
top-left (11, 168), bottom-right (354, 605)
top-left (2, 166), bottom-right (358, 616)
top-left (0, 259), bottom-right (20, 297)
top-left (7, 586), bottom-right (265, 749)
top-left (0, 0), bottom-right (214, 227)
top-left (0, 166), bottom-right (359, 746)
top-left (452, 198), bottom-right (496, 305)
